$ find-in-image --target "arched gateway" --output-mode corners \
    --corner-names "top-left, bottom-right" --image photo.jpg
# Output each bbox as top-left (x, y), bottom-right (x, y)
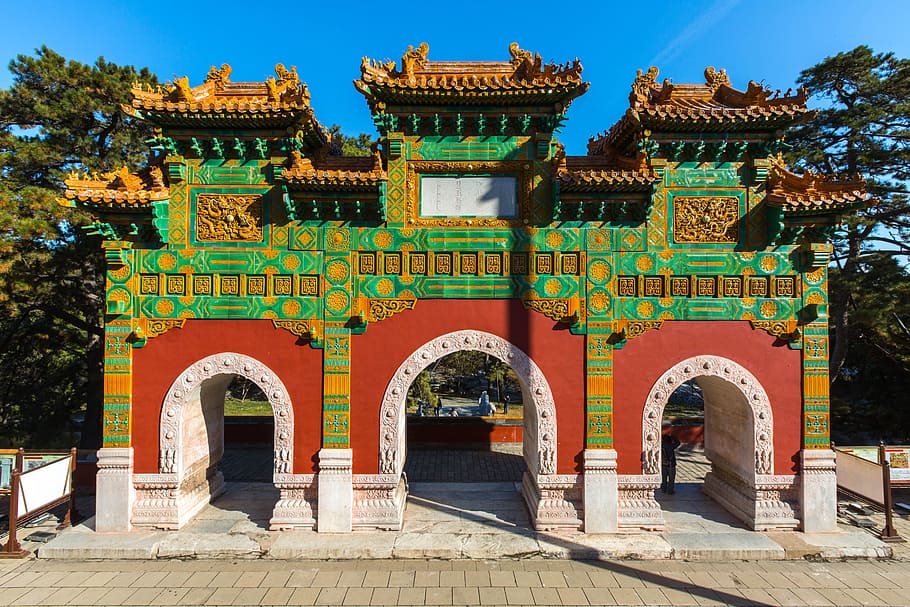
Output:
top-left (366, 330), bottom-right (576, 531)
top-left (68, 44), bottom-right (864, 535)
top-left (131, 353), bottom-right (300, 529)
top-left (633, 355), bottom-right (799, 531)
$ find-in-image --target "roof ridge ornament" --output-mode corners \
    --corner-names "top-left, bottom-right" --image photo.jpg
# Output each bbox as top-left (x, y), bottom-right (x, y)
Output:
top-left (205, 63), bottom-right (232, 89)
top-left (704, 66), bottom-right (730, 91)
top-left (266, 63), bottom-right (308, 104)
top-left (400, 42), bottom-right (429, 77)
top-left (630, 66), bottom-right (660, 105)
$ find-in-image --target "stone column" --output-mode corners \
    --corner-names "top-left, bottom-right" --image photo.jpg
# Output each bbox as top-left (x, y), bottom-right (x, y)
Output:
top-left (95, 447), bottom-right (134, 533)
top-left (800, 448), bottom-right (838, 532)
top-left (317, 448), bottom-right (353, 532)
top-left (583, 448), bottom-right (618, 533)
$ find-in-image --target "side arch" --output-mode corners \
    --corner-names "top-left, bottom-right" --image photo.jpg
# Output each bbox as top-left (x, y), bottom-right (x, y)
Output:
top-left (378, 330), bottom-right (558, 477)
top-left (642, 354), bottom-right (773, 476)
top-left (159, 352), bottom-right (295, 476)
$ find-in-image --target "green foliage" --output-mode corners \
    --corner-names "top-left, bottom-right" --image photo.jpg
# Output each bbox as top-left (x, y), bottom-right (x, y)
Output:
top-left (0, 47), bottom-right (156, 448)
top-left (329, 124), bottom-right (373, 156)
top-left (787, 46), bottom-right (910, 442)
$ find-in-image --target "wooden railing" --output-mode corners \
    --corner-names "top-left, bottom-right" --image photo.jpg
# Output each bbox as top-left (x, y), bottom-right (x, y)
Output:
top-left (834, 443), bottom-right (906, 543)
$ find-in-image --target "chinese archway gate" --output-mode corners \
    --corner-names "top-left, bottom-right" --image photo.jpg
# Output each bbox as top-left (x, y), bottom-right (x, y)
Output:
top-left (63, 44), bottom-right (868, 534)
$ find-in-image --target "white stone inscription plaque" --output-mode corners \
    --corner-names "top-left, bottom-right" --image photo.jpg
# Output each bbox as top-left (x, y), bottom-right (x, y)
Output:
top-left (420, 176), bottom-right (517, 218)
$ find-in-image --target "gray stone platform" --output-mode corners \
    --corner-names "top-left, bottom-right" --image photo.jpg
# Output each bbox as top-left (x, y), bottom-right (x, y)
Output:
top-left (11, 445), bottom-right (904, 561)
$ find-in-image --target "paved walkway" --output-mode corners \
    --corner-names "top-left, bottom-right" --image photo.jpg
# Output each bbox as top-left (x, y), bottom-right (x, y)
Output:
top-left (2, 557), bottom-right (910, 606)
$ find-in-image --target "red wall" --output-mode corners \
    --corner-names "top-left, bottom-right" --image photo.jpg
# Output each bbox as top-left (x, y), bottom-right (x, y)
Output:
top-left (351, 299), bottom-right (587, 474)
top-left (131, 320), bottom-right (324, 474)
top-left (613, 320), bottom-right (802, 475)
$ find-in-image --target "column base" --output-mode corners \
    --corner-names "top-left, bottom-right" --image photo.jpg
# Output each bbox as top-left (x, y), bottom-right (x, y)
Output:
top-left (317, 448), bottom-right (353, 533)
top-left (583, 449), bottom-right (618, 533)
top-left (95, 447), bottom-right (134, 533)
top-left (800, 448), bottom-right (838, 533)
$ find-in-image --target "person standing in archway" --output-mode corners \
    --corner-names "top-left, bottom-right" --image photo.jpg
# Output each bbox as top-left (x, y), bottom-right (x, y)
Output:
top-left (661, 430), bottom-right (681, 495)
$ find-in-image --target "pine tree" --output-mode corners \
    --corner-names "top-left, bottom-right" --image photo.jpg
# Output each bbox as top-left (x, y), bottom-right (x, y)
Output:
top-left (0, 47), bottom-right (156, 447)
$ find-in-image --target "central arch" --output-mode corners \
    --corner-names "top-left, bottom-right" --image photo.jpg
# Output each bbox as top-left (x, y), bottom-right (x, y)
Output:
top-left (630, 354), bottom-right (798, 531)
top-left (378, 329), bottom-right (557, 478)
top-left (364, 329), bottom-right (578, 530)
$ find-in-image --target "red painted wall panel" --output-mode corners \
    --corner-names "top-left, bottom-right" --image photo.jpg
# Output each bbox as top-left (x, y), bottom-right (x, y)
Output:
top-left (350, 299), bottom-right (586, 474)
top-left (131, 320), bottom-right (324, 474)
top-left (613, 320), bottom-right (802, 475)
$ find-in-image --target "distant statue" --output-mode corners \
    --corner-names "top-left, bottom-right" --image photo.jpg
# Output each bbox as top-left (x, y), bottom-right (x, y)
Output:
top-left (479, 390), bottom-right (494, 416)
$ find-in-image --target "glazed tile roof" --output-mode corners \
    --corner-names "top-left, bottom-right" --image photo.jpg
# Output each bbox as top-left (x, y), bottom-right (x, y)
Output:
top-left (766, 156), bottom-right (870, 214)
top-left (591, 67), bottom-right (811, 153)
top-left (60, 165), bottom-right (168, 211)
top-left (280, 150), bottom-right (387, 191)
top-left (355, 42), bottom-right (589, 110)
top-left (557, 156), bottom-right (657, 193)
top-left (124, 64), bottom-right (328, 138)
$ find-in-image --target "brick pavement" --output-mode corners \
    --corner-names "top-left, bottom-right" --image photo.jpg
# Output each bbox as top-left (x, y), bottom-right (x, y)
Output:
top-left (2, 557), bottom-right (910, 606)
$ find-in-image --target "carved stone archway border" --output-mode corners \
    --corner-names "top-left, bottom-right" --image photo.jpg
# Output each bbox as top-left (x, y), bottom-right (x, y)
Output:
top-left (619, 354), bottom-right (798, 531)
top-left (642, 355), bottom-right (773, 476)
top-left (360, 330), bottom-right (579, 531)
top-left (159, 352), bottom-right (294, 476)
top-left (378, 330), bottom-right (557, 477)
top-left (133, 352), bottom-right (302, 529)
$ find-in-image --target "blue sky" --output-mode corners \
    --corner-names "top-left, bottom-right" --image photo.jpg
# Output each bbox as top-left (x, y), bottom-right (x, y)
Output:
top-left (2, 0), bottom-right (909, 154)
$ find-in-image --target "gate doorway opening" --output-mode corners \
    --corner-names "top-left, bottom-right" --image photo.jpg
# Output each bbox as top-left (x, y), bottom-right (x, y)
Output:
top-left (403, 349), bottom-right (529, 531)
top-left (657, 379), bottom-right (749, 531)
top-left (174, 373), bottom-right (277, 530)
top-left (404, 349), bottom-right (525, 483)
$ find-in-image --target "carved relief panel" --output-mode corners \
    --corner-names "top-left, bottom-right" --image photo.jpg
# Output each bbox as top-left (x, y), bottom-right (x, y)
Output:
top-left (194, 193), bottom-right (264, 243)
top-left (671, 195), bottom-right (741, 245)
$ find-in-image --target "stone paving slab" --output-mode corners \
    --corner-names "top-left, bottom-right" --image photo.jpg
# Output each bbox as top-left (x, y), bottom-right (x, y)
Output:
top-left (155, 531), bottom-right (263, 559)
top-left (4, 559), bottom-right (910, 606)
top-left (269, 531), bottom-right (397, 560)
top-left (35, 526), bottom-right (164, 560)
top-left (664, 531), bottom-right (786, 560)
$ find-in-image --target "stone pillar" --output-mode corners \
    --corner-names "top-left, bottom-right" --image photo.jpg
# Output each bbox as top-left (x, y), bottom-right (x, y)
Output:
top-left (95, 447), bottom-right (134, 533)
top-left (317, 448), bottom-right (353, 532)
top-left (800, 449), bottom-right (838, 532)
top-left (583, 449), bottom-right (618, 533)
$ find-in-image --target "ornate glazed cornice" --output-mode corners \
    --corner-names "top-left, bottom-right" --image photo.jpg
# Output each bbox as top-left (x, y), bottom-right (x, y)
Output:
top-left (557, 153), bottom-right (657, 193)
top-left (280, 150), bottom-right (387, 189)
top-left (592, 66), bottom-right (811, 153)
top-left (750, 319), bottom-right (801, 342)
top-left (124, 64), bottom-right (327, 138)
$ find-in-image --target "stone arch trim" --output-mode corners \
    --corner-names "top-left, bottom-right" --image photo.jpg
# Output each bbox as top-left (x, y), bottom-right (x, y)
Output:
top-left (379, 330), bottom-right (558, 476)
top-left (642, 355), bottom-right (773, 476)
top-left (159, 352), bottom-right (294, 476)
